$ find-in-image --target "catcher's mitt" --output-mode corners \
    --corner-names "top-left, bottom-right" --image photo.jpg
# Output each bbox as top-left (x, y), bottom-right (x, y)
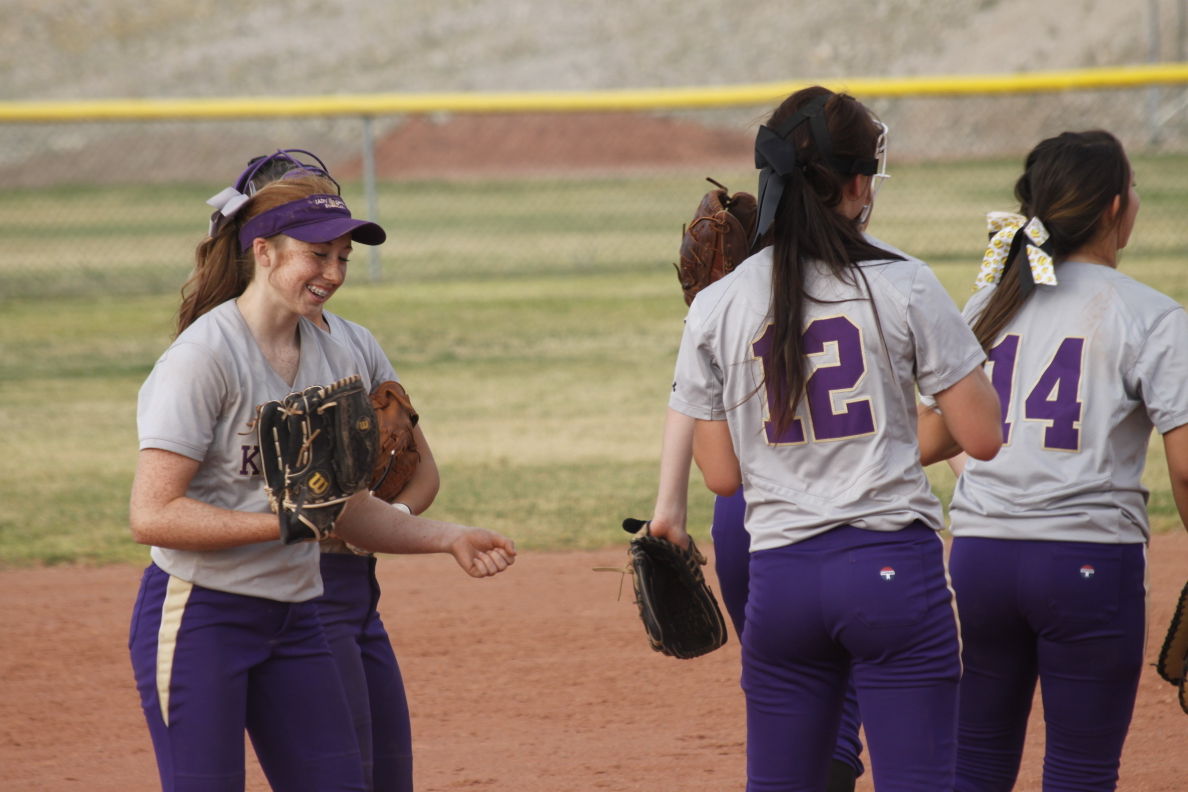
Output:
top-left (621, 517), bottom-right (728, 659)
top-left (1156, 579), bottom-right (1188, 714)
top-left (674, 177), bottom-right (758, 306)
top-left (368, 380), bottom-right (421, 503)
top-left (257, 374), bottom-right (379, 544)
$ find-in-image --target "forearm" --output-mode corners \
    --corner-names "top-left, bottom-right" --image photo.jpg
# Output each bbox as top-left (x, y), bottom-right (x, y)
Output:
top-left (129, 495), bottom-right (280, 550)
top-left (334, 493), bottom-right (467, 554)
top-left (334, 492), bottom-right (515, 577)
top-left (651, 408), bottom-right (696, 531)
top-left (917, 402), bottom-right (961, 466)
top-left (129, 447), bottom-right (280, 550)
top-left (932, 368), bottom-right (1003, 461)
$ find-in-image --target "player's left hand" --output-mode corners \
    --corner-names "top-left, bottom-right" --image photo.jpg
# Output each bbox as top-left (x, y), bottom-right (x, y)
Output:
top-left (619, 516), bottom-right (728, 659)
top-left (450, 528), bottom-right (517, 578)
top-left (636, 516), bottom-right (691, 550)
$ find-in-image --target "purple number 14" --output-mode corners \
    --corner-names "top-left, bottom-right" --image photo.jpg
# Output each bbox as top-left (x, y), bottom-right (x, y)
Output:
top-left (988, 334), bottom-right (1084, 451)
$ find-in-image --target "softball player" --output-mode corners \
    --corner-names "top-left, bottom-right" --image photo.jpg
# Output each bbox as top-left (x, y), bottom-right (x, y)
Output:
top-left (921, 130), bottom-right (1188, 791)
top-left (129, 172), bottom-right (513, 791)
top-left (711, 487), bottom-right (865, 791)
top-left (316, 309), bottom-right (430, 792)
top-left (235, 149), bottom-right (440, 792)
top-left (649, 85), bottom-right (1003, 791)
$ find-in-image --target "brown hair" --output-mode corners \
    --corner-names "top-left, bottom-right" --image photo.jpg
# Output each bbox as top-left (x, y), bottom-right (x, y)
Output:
top-left (175, 174), bottom-right (340, 335)
top-left (971, 130), bottom-right (1131, 350)
top-left (762, 86), bottom-right (902, 434)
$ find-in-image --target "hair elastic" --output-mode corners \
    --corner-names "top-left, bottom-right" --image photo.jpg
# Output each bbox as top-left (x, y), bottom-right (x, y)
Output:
top-left (975, 212), bottom-right (1057, 295)
top-left (753, 94), bottom-right (880, 242)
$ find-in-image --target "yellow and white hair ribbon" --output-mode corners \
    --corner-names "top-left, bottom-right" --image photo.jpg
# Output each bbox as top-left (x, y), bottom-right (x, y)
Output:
top-left (974, 211), bottom-right (1057, 290)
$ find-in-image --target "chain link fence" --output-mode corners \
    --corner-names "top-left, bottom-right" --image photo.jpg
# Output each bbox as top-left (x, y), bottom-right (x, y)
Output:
top-left (3, 74), bottom-right (1187, 303)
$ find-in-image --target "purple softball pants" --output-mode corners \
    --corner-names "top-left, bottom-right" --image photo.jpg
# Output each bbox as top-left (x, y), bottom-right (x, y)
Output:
top-left (712, 490), bottom-right (865, 787)
top-left (740, 520), bottom-right (961, 792)
top-left (949, 537), bottom-right (1147, 792)
top-left (317, 553), bottom-right (414, 792)
top-left (128, 563), bottom-right (367, 792)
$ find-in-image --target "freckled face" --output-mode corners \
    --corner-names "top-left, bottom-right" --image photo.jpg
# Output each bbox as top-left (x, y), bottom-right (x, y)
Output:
top-left (265, 233), bottom-right (353, 320)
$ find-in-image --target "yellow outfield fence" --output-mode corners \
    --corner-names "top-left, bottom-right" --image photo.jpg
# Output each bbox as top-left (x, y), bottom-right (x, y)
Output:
top-left (1, 63), bottom-right (1187, 300)
top-left (3, 63), bottom-right (1188, 121)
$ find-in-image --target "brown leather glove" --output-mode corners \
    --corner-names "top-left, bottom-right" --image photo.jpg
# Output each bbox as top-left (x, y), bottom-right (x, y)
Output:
top-left (674, 178), bottom-right (758, 306)
top-left (368, 380), bottom-right (421, 503)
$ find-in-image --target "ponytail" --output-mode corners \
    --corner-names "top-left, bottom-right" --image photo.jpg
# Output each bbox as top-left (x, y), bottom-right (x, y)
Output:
top-left (970, 130), bottom-right (1130, 350)
top-left (759, 87), bottom-right (903, 434)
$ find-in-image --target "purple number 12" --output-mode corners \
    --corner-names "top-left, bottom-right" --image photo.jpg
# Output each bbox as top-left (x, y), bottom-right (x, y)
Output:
top-left (987, 333), bottom-right (1084, 450)
top-left (752, 316), bottom-right (876, 445)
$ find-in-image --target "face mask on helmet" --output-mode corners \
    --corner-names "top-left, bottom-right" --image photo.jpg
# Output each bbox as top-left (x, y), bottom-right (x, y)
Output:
top-left (857, 120), bottom-right (890, 228)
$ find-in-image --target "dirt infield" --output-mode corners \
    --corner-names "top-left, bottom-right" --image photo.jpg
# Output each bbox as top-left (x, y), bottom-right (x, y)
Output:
top-left (2, 532), bottom-right (1184, 791)
top-left (333, 112), bottom-right (754, 182)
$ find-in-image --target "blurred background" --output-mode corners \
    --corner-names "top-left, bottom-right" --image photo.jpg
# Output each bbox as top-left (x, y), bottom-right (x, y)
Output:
top-left (2, 12), bottom-right (1184, 792)
top-left (3, 0), bottom-right (1188, 560)
top-left (2, 0), bottom-right (1187, 299)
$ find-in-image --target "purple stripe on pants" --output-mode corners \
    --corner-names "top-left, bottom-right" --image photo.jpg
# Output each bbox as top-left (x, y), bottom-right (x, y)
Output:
top-left (128, 563), bottom-right (366, 792)
top-left (712, 490), bottom-right (865, 784)
top-left (317, 553), bottom-right (413, 792)
top-left (950, 536), bottom-right (1147, 792)
top-left (742, 521), bottom-right (961, 792)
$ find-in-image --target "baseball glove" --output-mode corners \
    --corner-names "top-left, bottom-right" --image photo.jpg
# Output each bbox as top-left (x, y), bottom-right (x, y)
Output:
top-left (257, 374), bottom-right (379, 544)
top-left (621, 517), bottom-right (728, 659)
top-left (674, 177), bottom-right (758, 306)
top-left (368, 380), bottom-right (421, 503)
top-left (1156, 579), bottom-right (1188, 714)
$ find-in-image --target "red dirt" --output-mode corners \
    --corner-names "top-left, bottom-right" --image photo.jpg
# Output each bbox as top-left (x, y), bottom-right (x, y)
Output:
top-left (1, 533), bottom-right (1185, 791)
top-left (334, 112), bottom-right (755, 181)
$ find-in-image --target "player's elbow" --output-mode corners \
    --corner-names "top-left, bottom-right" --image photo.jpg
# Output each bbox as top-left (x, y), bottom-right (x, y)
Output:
top-left (949, 414), bottom-right (1004, 462)
top-left (697, 455), bottom-right (742, 496)
top-left (933, 369), bottom-right (1003, 462)
top-left (700, 467), bottom-right (742, 497)
top-left (961, 431), bottom-right (1003, 462)
top-left (128, 507), bottom-right (160, 546)
top-left (692, 419), bottom-right (739, 496)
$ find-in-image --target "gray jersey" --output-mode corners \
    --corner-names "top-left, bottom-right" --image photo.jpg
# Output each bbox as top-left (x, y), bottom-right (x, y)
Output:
top-left (137, 300), bottom-right (372, 601)
top-left (670, 240), bottom-right (984, 551)
top-left (323, 311), bottom-right (398, 386)
top-left (950, 261), bottom-right (1188, 543)
top-left (319, 311), bottom-right (400, 555)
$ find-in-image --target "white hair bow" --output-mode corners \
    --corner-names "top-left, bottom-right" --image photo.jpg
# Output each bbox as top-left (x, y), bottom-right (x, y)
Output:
top-left (974, 211), bottom-right (1057, 291)
top-left (205, 187), bottom-right (251, 235)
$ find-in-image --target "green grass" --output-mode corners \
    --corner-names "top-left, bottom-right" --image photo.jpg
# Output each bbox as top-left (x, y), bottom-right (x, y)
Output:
top-left (0, 271), bottom-right (703, 566)
top-left (2, 159), bottom-right (1185, 566)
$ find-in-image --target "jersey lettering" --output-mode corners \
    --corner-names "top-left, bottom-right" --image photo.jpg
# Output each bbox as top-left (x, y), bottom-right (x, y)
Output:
top-left (989, 334), bottom-right (1085, 451)
top-left (987, 334), bottom-right (1021, 443)
top-left (752, 325), bottom-right (806, 444)
top-left (752, 316), bottom-right (875, 445)
top-left (240, 445), bottom-right (261, 476)
top-left (1022, 337), bottom-right (1085, 451)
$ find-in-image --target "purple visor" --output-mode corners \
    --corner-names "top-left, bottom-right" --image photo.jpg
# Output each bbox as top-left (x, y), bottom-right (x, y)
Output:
top-left (238, 194), bottom-right (386, 253)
